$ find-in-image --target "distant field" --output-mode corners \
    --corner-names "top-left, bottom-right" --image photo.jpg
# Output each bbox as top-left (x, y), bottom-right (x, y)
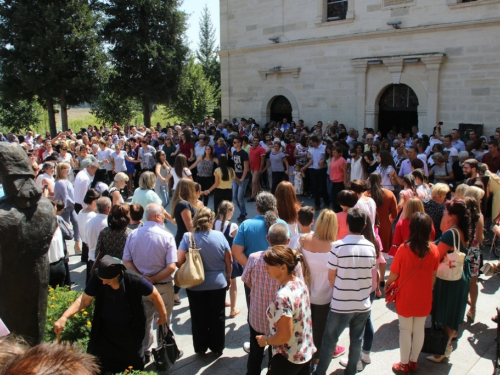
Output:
top-left (67, 107), bottom-right (93, 122)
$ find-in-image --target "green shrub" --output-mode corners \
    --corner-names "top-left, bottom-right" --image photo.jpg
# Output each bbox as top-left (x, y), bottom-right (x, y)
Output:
top-left (44, 286), bottom-right (94, 350)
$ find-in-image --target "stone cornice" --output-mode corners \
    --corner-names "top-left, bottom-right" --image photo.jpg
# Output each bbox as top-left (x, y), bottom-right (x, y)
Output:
top-left (218, 17), bottom-right (500, 56)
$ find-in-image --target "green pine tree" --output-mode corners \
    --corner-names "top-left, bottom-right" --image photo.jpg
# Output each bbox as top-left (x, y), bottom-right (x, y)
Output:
top-left (102, 0), bottom-right (189, 128)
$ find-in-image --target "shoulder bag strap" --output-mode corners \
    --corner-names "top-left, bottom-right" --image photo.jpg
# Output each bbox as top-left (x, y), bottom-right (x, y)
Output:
top-left (190, 231), bottom-right (197, 251)
top-left (397, 256), bottom-right (425, 290)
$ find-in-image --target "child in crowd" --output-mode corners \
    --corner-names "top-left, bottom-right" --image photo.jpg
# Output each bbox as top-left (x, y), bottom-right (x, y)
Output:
top-left (214, 201), bottom-right (241, 318)
top-left (127, 203), bottom-right (144, 230)
top-left (124, 143), bottom-right (136, 194)
top-left (289, 164), bottom-right (305, 196)
top-left (289, 206), bottom-right (315, 250)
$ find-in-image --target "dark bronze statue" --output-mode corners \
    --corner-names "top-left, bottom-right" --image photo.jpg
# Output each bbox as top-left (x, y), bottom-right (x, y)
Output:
top-left (0, 143), bottom-right (57, 344)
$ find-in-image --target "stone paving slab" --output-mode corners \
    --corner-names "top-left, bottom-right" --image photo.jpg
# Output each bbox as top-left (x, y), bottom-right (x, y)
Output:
top-left (66, 195), bottom-right (500, 374)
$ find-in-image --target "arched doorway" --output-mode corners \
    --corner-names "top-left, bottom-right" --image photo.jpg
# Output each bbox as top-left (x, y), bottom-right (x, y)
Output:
top-left (270, 96), bottom-right (292, 123)
top-left (378, 84), bottom-right (419, 136)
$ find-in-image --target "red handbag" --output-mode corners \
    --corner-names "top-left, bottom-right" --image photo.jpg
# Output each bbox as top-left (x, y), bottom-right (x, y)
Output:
top-left (385, 258), bottom-right (424, 304)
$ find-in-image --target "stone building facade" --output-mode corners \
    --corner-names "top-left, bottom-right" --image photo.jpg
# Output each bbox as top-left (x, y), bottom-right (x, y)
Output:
top-left (219, 0), bottom-right (500, 136)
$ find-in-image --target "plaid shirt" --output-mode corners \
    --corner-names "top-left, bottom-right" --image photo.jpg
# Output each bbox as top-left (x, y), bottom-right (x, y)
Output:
top-left (242, 249), bottom-right (303, 335)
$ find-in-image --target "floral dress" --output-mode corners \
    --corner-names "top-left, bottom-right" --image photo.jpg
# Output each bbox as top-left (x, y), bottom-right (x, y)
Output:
top-left (266, 278), bottom-right (316, 364)
top-left (293, 171), bottom-right (303, 195)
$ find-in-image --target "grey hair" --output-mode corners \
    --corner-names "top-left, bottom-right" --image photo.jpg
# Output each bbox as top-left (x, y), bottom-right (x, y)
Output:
top-left (267, 223), bottom-right (290, 246)
top-left (83, 155), bottom-right (99, 169)
top-left (139, 171), bottom-right (156, 190)
top-left (42, 162), bottom-right (54, 171)
top-left (145, 203), bottom-right (163, 221)
top-left (458, 151), bottom-right (470, 162)
top-left (96, 197), bottom-right (111, 214)
top-left (256, 191), bottom-right (278, 230)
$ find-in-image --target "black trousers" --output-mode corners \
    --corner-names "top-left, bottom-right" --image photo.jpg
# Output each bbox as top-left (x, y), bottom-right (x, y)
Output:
top-left (311, 168), bottom-right (329, 207)
top-left (49, 259), bottom-right (66, 288)
top-left (186, 287), bottom-right (226, 354)
top-left (197, 175), bottom-right (214, 206)
top-left (330, 181), bottom-right (345, 213)
top-left (267, 354), bottom-right (311, 375)
top-left (271, 171), bottom-right (285, 194)
top-left (213, 188), bottom-right (232, 214)
top-left (311, 303), bottom-right (330, 360)
top-left (81, 241), bottom-right (89, 263)
top-left (247, 323), bottom-right (272, 375)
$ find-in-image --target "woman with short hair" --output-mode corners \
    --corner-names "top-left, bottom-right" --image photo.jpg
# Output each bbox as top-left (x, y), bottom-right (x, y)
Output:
top-left (422, 183), bottom-right (450, 239)
top-left (91, 204), bottom-right (133, 272)
top-left (131, 171), bottom-right (163, 222)
top-left (109, 172), bottom-right (129, 206)
top-left (177, 207), bottom-right (232, 355)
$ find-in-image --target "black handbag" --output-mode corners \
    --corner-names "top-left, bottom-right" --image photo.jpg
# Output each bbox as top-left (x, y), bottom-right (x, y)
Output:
top-left (152, 324), bottom-right (181, 371)
top-left (421, 326), bottom-right (449, 355)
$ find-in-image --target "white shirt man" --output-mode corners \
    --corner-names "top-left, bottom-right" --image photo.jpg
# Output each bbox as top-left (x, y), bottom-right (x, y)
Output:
top-left (74, 164), bottom-right (98, 209)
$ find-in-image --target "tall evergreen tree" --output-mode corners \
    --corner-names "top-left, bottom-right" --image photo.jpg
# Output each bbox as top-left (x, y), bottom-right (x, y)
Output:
top-left (102, 0), bottom-right (189, 128)
top-left (196, 4), bottom-right (220, 88)
top-left (0, 0), bottom-right (106, 136)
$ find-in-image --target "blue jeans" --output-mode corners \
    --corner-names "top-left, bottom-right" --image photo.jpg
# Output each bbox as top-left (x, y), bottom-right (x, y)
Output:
top-left (155, 184), bottom-right (169, 209)
top-left (314, 310), bottom-right (370, 375)
top-left (363, 292), bottom-right (376, 352)
top-left (232, 179), bottom-right (249, 217)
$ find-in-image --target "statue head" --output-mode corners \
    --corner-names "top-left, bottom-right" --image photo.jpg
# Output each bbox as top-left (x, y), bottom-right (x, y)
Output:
top-left (0, 143), bottom-right (42, 208)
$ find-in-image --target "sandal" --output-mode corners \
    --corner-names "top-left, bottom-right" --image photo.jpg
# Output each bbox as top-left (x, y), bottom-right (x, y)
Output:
top-left (229, 308), bottom-right (240, 318)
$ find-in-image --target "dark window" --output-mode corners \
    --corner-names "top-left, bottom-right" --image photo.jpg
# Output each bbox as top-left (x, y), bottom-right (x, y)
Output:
top-left (327, 0), bottom-right (348, 21)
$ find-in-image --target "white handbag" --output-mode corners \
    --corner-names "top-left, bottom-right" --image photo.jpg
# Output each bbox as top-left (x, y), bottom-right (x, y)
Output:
top-left (436, 228), bottom-right (465, 281)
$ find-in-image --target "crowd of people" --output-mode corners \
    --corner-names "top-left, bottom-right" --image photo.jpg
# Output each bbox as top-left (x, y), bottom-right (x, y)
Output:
top-left (1, 116), bottom-right (500, 374)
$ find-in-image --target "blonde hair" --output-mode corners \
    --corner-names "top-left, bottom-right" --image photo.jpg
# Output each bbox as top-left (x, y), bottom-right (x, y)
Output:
top-left (114, 172), bottom-right (129, 183)
top-left (139, 171), bottom-right (156, 190)
top-left (215, 201), bottom-right (235, 229)
top-left (55, 162), bottom-right (70, 180)
top-left (170, 178), bottom-right (198, 216)
top-left (313, 209), bottom-right (338, 242)
top-left (464, 185), bottom-right (485, 201)
top-left (217, 137), bottom-right (225, 145)
top-left (404, 198), bottom-right (424, 219)
top-left (431, 183), bottom-right (450, 199)
top-left (193, 206), bottom-right (215, 232)
top-left (454, 184), bottom-right (469, 199)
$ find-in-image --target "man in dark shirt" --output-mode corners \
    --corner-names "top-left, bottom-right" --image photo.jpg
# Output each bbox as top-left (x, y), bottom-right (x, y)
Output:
top-left (463, 159), bottom-right (485, 191)
top-left (483, 139), bottom-right (500, 174)
top-left (232, 136), bottom-right (250, 221)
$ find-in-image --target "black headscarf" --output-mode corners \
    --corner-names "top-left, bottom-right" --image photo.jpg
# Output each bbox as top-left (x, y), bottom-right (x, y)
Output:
top-left (98, 255), bottom-right (126, 279)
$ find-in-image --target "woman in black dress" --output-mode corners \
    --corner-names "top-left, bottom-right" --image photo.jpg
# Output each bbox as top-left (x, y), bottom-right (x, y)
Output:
top-left (54, 256), bottom-right (167, 374)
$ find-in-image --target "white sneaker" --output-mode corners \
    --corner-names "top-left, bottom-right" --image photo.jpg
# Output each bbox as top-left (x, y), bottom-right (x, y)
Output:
top-left (243, 342), bottom-right (250, 353)
top-left (361, 352), bottom-right (371, 364)
top-left (339, 358), bottom-right (363, 372)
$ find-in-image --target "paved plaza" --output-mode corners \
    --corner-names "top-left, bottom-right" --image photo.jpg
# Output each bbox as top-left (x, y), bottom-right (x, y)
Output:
top-left (67, 196), bottom-right (500, 375)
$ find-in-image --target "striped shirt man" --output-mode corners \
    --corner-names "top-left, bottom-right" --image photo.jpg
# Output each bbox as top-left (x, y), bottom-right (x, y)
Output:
top-left (327, 234), bottom-right (376, 314)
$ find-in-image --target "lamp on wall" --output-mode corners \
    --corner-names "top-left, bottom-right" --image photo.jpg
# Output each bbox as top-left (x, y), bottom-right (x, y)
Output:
top-left (268, 36), bottom-right (280, 43)
top-left (387, 20), bottom-right (402, 29)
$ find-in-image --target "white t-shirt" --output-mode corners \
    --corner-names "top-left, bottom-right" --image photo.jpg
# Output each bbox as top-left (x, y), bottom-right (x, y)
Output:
top-left (214, 220), bottom-right (238, 237)
top-left (97, 148), bottom-right (113, 171)
top-left (375, 165), bottom-right (395, 191)
top-left (47, 227), bottom-right (65, 263)
top-left (170, 168), bottom-right (192, 190)
top-left (354, 198), bottom-right (377, 230)
top-left (349, 157), bottom-right (364, 181)
top-left (110, 150), bottom-right (127, 173)
top-left (303, 247), bottom-right (332, 305)
top-left (77, 209), bottom-right (97, 243)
